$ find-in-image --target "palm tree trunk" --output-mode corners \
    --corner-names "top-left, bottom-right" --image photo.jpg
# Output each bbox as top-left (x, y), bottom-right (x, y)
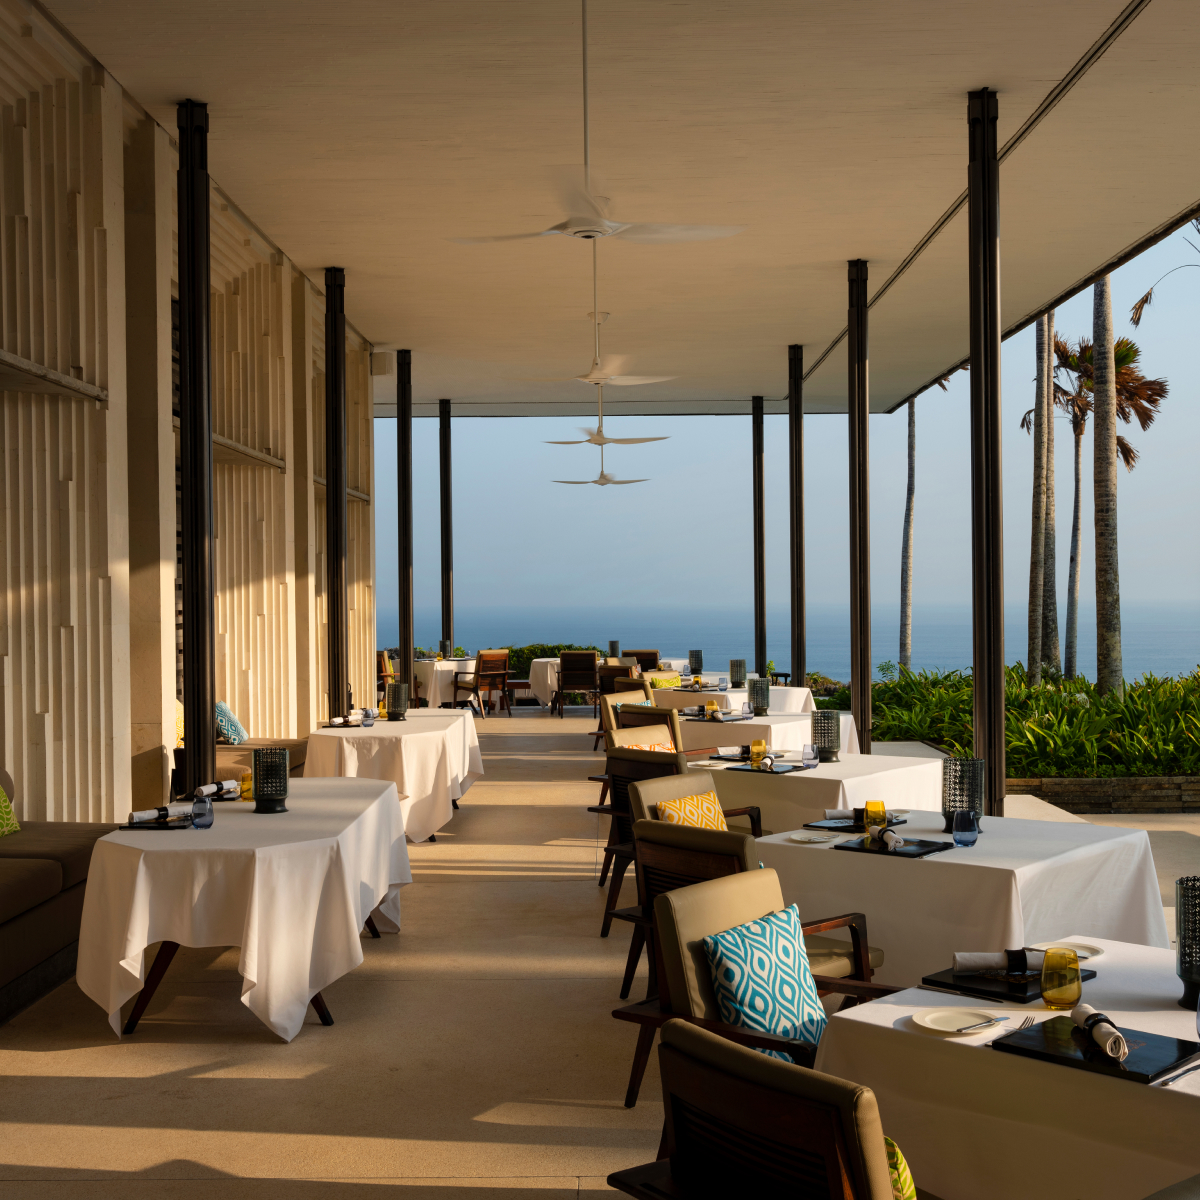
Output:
top-left (1027, 315), bottom-right (1047, 685)
top-left (1092, 276), bottom-right (1124, 696)
top-left (1065, 419), bottom-right (1083, 679)
top-left (899, 397), bottom-right (915, 669)
top-left (1041, 309), bottom-right (1060, 674)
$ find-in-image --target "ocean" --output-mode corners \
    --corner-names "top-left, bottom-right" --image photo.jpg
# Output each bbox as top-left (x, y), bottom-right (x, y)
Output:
top-left (375, 602), bottom-right (1200, 683)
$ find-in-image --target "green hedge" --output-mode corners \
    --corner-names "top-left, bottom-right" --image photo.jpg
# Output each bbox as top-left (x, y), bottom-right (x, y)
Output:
top-left (502, 643), bottom-right (604, 681)
top-left (867, 665), bottom-right (1200, 778)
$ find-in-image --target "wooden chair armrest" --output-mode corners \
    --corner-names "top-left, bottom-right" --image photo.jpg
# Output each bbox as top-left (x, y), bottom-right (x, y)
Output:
top-left (801, 911), bottom-right (874, 981)
top-left (810, 975), bottom-right (903, 999)
top-left (611, 1002), bottom-right (817, 1063)
top-left (587, 774), bottom-right (610, 784)
top-left (587, 805), bottom-right (621, 816)
top-left (721, 805), bottom-right (762, 838)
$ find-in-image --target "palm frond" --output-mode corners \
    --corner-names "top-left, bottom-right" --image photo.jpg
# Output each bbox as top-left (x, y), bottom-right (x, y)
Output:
top-left (1020, 407), bottom-right (1034, 433)
top-left (1116, 435), bottom-right (1139, 471)
top-left (1130, 288), bottom-right (1154, 328)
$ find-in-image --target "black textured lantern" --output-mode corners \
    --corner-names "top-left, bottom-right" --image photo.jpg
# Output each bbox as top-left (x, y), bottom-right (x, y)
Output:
top-left (811, 710), bottom-right (840, 763)
top-left (252, 747), bottom-right (289, 814)
top-left (729, 659), bottom-right (747, 689)
top-left (1177, 877), bottom-right (1200, 1010)
top-left (386, 682), bottom-right (409, 721)
top-left (942, 757), bottom-right (986, 833)
top-left (748, 677), bottom-right (770, 716)
top-left (688, 650), bottom-right (704, 675)
top-left (609, 640), bottom-right (620, 659)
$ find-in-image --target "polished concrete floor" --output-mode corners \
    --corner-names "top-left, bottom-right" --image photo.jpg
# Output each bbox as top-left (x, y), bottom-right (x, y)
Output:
top-left (3, 711), bottom-right (1198, 1197)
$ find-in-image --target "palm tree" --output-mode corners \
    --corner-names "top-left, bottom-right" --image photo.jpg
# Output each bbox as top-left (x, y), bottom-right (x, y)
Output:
top-left (899, 397), bottom-right (915, 669)
top-left (1093, 278), bottom-right (1122, 696)
top-left (1026, 315), bottom-right (1049, 686)
top-left (1042, 310), bottom-right (1060, 675)
top-left (1051, 327), bottom-right (1167, 681)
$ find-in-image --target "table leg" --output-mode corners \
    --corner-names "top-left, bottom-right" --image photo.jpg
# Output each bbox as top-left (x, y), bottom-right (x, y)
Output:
top-left (310, 991), bottom-right (334, 1026)
top-left (122, 940), bottom-right (181, 1034)
top-left (364, 915), bottom-right (381, 939)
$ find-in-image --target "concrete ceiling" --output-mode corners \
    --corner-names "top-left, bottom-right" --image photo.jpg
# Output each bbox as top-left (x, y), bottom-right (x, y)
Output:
top-left (44, 0), bottom-right (1200, 417)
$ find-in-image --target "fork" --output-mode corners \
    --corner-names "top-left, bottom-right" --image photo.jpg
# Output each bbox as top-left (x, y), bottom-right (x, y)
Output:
top-left (985, 1015), bottom-right (1035, 1044)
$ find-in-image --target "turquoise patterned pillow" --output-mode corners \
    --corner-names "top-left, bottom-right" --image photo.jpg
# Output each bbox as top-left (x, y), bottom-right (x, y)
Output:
top-left (702, 904), bottom-right (827, 1062)
top-left (215, 700), bottom-right (248, 745)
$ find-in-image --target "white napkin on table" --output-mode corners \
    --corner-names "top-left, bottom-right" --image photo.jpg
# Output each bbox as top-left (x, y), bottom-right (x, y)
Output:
top-left (867, 825), bottom-right (904, 852)
top-left (823, 808), bottom-right (853, 821)
top-left (953, 949), bottom-right (1046, 974)
top-left (1071, 1003), bottom-right (1129, 1061)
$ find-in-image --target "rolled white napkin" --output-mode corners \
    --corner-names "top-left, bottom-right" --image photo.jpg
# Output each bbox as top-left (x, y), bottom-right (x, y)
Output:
top-left (1071, 1003), bottom-right (1128, 1060)
top-left (867, 824), bottom-right (904, 852)
top-left (128, 801), bottom-right (196, 825)
top-left (953, 949), bottom-right (1046, 974)
top-left (194, 780), bottom-right (239, 797)
top-left (824, 808), bottom-right (852, 821)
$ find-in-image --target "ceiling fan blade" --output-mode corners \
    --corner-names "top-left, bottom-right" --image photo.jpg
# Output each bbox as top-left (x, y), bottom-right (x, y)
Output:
top-left (550, 165), bottom-right (610, 221)
top-left (606, 375), bottom-right (676, 386)
top-left (610, 478), bottom-right (650, 485)
top-left (545, 439), bottom-right (588, 445)
top-left (553, 479), bottom-right (593, 485)
top-left (452, 228), bottom-right (564, 244)
top-left (612, 223), bottom-right (744, 244)
top-left (603, 436), bottom-right (670, 444)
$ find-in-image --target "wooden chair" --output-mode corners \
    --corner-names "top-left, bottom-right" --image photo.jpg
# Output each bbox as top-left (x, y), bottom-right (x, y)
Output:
top-left (629, 770), bottom-right (762, 837)
top-left (613, 868), bottom-right (898, 1108)
top-left (614, 702), bottom-right (718, 760)
top-left (376, 650), bottom-right (393, 703)
top-left (553, 650), bottom-right (599, 717)
top-left (626, 649), bottom-right (660, 671)
top-left (593, 663), bottom-right (635, 749)
top-left (589, 746), bottom-right (687, 936)
top-left (453, 649), bottom-right (511, 718)
top-left (608, 1019), bottom-right (910, 1200)
top-left (614, 817), bottom-right (756, 1001)
top-left (613, 677), bottom-right (655, 697)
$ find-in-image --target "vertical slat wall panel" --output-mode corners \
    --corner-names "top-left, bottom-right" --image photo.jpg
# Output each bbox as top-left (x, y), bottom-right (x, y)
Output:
top-left (0, 3), bottom-right (130, 822)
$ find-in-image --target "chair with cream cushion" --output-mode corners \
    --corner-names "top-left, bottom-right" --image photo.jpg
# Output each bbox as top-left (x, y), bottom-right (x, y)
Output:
top-left (608, 1019), bottom-right (915, 1200)
top-left (612, 868), bottom-right (896, 1107)
top-left (628, 769), bottom-right (762, 838)
top-left (607, 709), bottom-right (684, 755)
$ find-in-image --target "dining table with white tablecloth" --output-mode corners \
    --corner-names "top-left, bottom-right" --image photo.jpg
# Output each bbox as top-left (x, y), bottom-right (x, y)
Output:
top-left (690, 748), bottom-right (939, 831)
top-left (815, 937), bottom-right (1199, 1200)
top-left (757, 810), bottom-right (1168, 984)
top-left (675, 709), bottom-right (859, 757)
top-left (76, 778), bottom-right (410, 1042)
top-left (413, 657), bottom-right (475, 708)
top-left (652, 685), bottom-right (814, 714)
top-left (305, 710), bottom-right (483, 841)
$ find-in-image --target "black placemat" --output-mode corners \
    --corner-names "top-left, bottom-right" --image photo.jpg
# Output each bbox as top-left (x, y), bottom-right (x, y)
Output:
top-left (922, 966), bottom-right (1097, 1004)
top-left (992, 1015), bottom-right (1200, 1084)
top-left (117, 818), bottom-right (193, 831)
top-left (725, 763), bottom-right (801, 774)
top-left (684, 714), bottom-right (755, 723)
top-left (804, 817), bottom-right (908, 832)
top-left (833, 835), bottom-right (954, 859)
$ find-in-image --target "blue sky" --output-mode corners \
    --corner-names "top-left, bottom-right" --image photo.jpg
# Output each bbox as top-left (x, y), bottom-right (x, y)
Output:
top-left (373, 227), bottom-right (1198, 658)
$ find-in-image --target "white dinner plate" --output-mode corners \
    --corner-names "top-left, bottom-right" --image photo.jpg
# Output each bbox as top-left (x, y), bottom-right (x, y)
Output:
top-left (911, 1007), bottom-right (1002, 1035)
top-left (890, 809), bottom-right (911, 816)
top-left (788, 833), bottom-right (838, 844)
top-left (1029, 940), bottom-right (1105, 961)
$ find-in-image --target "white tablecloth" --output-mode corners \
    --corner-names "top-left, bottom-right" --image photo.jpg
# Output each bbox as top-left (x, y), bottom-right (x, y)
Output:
top-left (529, 658), bottom-right (560, 707)
top-left (305, 711), bottom-right (483, 842)
top-left (413, 657), bottom-right (475, 708)
top-left (757, 810), bottom-right (1169, 984)
top-left (816, 938), bottom-right (1200, 1199)
top-left (77, 778), bottom-right (410, 1042)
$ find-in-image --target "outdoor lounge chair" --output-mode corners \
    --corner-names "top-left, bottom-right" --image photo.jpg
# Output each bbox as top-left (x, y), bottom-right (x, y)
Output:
top-left (612, 868), bottom-right (896, 1108)
top-left (608, 1019), bottom-right (922, 1200)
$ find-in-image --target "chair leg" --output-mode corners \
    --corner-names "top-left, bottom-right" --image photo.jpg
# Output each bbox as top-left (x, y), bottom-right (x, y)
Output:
top-left (620, 925), bottom-right (645, 1000)
top-left (475, 687), bottom-right (485, 719)
top-left (122, 939), bottom-right (180, 1035)
top-left (597, 819), bottom-right (618, 886)
top-left (601, 856), bottom-right (630, 937)
top-left (365, 915), bottom-right (381, 939)
top-left (310, 991), bottom-right (334, 1026)
top-left (624, 1024), bottom-right (657, 1108)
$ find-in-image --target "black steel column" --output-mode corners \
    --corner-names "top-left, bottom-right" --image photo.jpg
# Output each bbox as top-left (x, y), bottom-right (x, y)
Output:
top-left (752, 396), bottom-right (767, 677)
top-left (177, 100), bottom-right (215, 792)
top-left (847, 260), bottom-right (872, 753)
top-left (396, 350), bottom-right (415, 692)
top-left (968, 89), bottom-right (1005, 815)
top-left (788, 345), bottom-right (805, 691)
top-left (324, 268), bottom-right (349, 718)
top-left (439, 398), bottom-right (454, 652)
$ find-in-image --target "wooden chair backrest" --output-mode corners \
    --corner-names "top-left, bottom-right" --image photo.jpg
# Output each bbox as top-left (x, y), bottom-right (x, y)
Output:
top-left (632, 821), bottom-right (750, 918)
top-left (604, 748), bottom-right (685, 844)
top-left (472, 650), bottom-right (509, 688)
top-left (377, 651), bottom-right (394, 679)
top-left (613, 677), bottom-right (654, 698)
top-left (612, 705), bottom-right (682, 753)
top-left (597, 663), bottom-right (635, 694)
top-left (657, 1020), bottom-right (879, 1199)
top-left (558, 650), bottom-right (598, 690)
top-left (626, 648), bottom-right (660, 671)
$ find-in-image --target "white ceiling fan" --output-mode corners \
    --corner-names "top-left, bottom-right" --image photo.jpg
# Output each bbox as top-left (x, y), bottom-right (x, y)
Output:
top-left (454, 0), bottom-right (744, 247)
top-left (545, 381), bottom-right (667, 447)
top-left (554, 444), bottom-right (649, 486)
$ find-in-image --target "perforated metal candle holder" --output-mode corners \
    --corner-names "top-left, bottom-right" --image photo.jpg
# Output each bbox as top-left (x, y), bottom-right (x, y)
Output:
top-left (609, 640), bottom-right (620, 659)
top-left (1177, 876), bottom-right (1200, 1010)
top-left (811, 710), bottom-right (840, 763)
top-left (688, 650), bottom-right (704, 675)
top-left (439, 639), bottom-right (451, 659)
top-left (748, 677), bottom-right (770, 716)
top-left (729, 659), bottom-right (747, 689)
top-left (386, 682), bottom-right (409, 721)
top-left (942, 757), bottom-right (985, 833)
top-left (252, 747), bottom-right (289, 814)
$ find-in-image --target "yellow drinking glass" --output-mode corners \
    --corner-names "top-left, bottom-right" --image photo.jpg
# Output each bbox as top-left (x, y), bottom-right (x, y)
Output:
top-left (864, 800), bottom-right (886, 829)
top-left (1040, 947), bottom-right (1082, 1010)
top-left (750, 738), bottom-right (767, 767)
top-left (706, 700), bottom-right (719, 720)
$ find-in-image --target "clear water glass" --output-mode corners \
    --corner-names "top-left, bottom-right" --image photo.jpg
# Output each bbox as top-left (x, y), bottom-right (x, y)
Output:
top-left (718, 677), bottom-right (728, 691)
top-left (742, 702), bottom-right (752, 715)
top-left (952, 810), bottom-right (980, 847)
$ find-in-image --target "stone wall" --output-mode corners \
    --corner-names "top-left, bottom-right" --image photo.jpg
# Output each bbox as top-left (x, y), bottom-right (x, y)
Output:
top-left (1007, 776), bottom-right (1200, 814)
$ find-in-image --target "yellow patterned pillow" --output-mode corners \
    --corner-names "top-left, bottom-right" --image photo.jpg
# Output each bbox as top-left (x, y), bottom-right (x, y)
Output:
top-left (649, 673), bottom-right (682, 689)
top-left (0, 783), bottom-right (20, 837)
top-left (626, 737), bottom-right (676, 753)
top-left (656, 790), bottom-right (727, 831)
top-left (175, 699), bottom-right (186, 748)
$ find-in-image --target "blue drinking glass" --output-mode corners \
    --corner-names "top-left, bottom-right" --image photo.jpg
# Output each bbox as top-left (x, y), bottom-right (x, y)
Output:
top-left (718, 677), bottom-right (728, 691)
top-left (952, 810), bottom-right (980, 847)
